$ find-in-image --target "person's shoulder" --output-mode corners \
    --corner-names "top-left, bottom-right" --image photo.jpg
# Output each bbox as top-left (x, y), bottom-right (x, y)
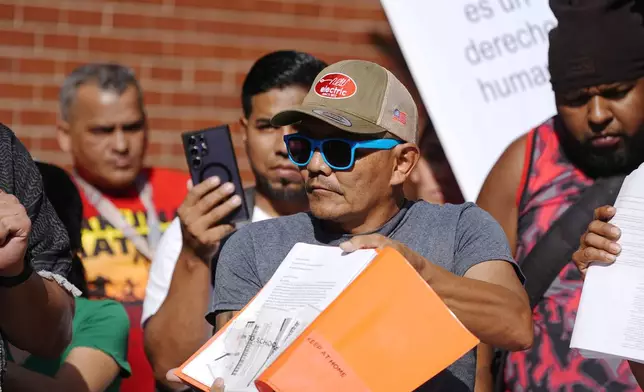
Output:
top-left (72, 298), bottom-right (132, 377)
top-left (247, 212), bottom-right (312, 233)
top-left (476, 126), bottom-right (536, 210)
top-left (75, 298), bottom-right (130, 329)
top-left (226, 212), bottom-right (312, 247)
top-left (411, 200), bottom-right (493, 221)
top-left (452, 202), bottom-right (505, 231)
top-left (409, 200), bottom-right (467, 216)
top-left (0, 123), bottom-right (14, 144)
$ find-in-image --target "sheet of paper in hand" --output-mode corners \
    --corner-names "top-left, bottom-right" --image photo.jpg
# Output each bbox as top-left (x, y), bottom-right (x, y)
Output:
top-left (177, 243), bottom-right (377, 392)
top-left (571, 163), bottom-right (644, 365)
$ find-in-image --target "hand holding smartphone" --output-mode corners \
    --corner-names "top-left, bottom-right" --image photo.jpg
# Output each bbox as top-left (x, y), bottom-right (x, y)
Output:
top-left (178, 125), bottom-right (250, 261)
top-left (181, 125), bottom-right (250, 225)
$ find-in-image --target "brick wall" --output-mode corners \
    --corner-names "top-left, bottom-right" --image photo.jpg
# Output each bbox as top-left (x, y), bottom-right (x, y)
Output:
top-left (0, 0), bottom-right (396, 185)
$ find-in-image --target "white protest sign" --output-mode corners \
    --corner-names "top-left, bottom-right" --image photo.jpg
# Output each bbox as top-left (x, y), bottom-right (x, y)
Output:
top-left (381, 0), bottom-right (557, 201)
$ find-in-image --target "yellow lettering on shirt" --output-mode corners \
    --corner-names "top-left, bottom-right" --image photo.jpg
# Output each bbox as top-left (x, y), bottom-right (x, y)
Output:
top-left (80, 208), bottom-right (173, 304)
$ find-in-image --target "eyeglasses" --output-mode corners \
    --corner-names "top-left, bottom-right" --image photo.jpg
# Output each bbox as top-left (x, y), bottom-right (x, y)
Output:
top-left (283, 133), bottom-right (402, 171)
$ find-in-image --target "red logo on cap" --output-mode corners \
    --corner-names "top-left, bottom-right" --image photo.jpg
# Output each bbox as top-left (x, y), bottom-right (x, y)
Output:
top-left (314, 73), bottom-right (357, 99)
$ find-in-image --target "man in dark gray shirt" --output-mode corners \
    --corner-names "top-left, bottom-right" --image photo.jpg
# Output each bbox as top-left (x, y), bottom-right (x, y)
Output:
top-left (209, 60), bottom-right (532, 392)
top-left (0, 125), bottom-right (79, 390)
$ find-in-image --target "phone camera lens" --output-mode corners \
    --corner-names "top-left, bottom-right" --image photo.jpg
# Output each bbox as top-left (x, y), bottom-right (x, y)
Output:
top-left (190, 146), bottom-right (199, 156)
top-left (192, 157), bottom-right (202, 168)
top-left (189, 136), bottom-right (197, 145)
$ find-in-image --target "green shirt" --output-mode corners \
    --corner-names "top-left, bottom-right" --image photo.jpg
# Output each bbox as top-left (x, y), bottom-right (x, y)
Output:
top-left (12, 298), bottom-right (131, 392)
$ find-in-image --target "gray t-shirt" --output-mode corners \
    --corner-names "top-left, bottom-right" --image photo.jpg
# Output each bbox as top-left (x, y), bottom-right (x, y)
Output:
top-left (211, 200), bottom-right (519, 392)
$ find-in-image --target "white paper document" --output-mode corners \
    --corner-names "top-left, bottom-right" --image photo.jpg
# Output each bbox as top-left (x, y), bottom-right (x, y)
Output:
top-left (571, 164), bottom-right (644, 364)
top-left (180, 243), bottom-right (378, 391)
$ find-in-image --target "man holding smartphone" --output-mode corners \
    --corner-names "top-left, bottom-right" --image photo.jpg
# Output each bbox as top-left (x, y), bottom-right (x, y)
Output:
top-left (56, 63), bottom-right (191, 392)
top-left (142, 50), bottom-right (327, 390)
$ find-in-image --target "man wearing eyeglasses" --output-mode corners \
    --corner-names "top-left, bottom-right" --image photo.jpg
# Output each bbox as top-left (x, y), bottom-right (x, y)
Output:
top-left (207, 60), bottom-right (533, 391)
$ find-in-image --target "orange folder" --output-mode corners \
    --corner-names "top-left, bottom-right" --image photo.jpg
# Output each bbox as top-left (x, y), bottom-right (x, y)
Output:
top-left (176, 246), bottom-right (479, 392)
top-left (253, 247), bottom-right (479, 392)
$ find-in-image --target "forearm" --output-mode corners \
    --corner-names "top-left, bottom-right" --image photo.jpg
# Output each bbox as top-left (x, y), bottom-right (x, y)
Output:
top-left (630, 361), bottom-right (644, 388)
top-left (421, 262), bottom-right (532, 351)
top-left (474, 344), bottom-right (494, 392)
top-left (0, 273), bottom-right (74, 357)
top-left (144, 247), bottom-right (212, 388)
top-left (5, 362), bottom-right (66, 392)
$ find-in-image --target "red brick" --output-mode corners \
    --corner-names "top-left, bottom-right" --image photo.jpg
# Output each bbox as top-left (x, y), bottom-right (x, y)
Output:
top-left (234, 72), bottom-right (247, 86)
top-left (19, 110), bottom-right (57, 126)
top-left (17, 58), bottom-right (57, 74)
top-left (41, 85), bottom-right (60, 101)
top-left (67, 10), bottom-right (103, 26)
top-left (148, 117), bottom-right (185, 131)
top-left (215, 95), bottom-right (240, 109)
top-left (0, 109), bottom-right (13, 124)
top-left (170, 42), bottom-right (244, 59)
top-left (0, 0), bottom-right (404, 192)
top-left (23, 6), bottom-right (61, 24)
top-left (149, 67), bottom-right (182, 82)
top-left (194, 69), bottom-right (223, 83)
top-left (169, 92), bottom-right (213, 107)
top-left (253, 0), bottom-right (285, 13)
top-left (62, 60), bottom-right (87, 75)
top-left (173, 0), bottom-right (285, 13)
top-left (331, 5), bottom-right (385, 20)
top-left (43, 33), bottom-right (80, 50)
top-left (144, 91), bottom-right (165, 105)
top-left (125, 0), bottom-right (167, 4)
top-left (112, 13), bottom-right (360, 44)
top-left (0, 57), bottom-right (14, 73)
top-left (191, 119), bottom-right (228, 130)
top-left (172, 0), bottom-right (248, 11)
top-left (0, 4), bottom-right (15, 20)
top-left (0, 83), bottom-right (35, 99)
top-left (169, 142), bottom-right (186, 156)
top-left (148, 142), bottom-right (163, 155)
top-left (0, 30), bottom-right (36, 47)
top-left (40, 137), bottom-right (60, 151)
top-left (87, 36), bottom-right (164, 55)
top-left (113, 13), bottom-right (185, 30)
top-left (292, 3), bottom-right (323, 16)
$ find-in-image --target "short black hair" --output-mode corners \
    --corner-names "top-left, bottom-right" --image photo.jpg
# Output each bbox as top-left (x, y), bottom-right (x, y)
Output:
top-left (241, 50), bottom-right (327, 118)
top-left (36, 162), bottom-right (89, 297)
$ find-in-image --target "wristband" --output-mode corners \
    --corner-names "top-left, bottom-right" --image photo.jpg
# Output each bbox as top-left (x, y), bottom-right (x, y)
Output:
top-left (0, 262), bottom-right (33, 288)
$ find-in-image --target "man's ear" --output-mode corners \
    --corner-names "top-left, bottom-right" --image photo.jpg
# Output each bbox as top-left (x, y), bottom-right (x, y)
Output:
top-left (57, 120), bottom-right (72, 153)
top-left (390, 143), bottom-right (420, 187)
top-left (239, 117), bottom-right (249, 143)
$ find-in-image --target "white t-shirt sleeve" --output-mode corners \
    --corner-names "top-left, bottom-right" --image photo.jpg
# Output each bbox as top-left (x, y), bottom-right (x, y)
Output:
top-left (141, 217), bottom-right (184, 326)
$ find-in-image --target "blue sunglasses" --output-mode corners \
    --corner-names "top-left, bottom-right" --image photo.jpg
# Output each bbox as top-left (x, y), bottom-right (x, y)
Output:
top-left (283, 133), bottom-right (402, 171)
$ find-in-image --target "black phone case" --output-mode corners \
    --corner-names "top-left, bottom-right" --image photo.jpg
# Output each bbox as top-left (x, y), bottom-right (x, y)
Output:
top-left (181, 125), bottom-right (250, 224)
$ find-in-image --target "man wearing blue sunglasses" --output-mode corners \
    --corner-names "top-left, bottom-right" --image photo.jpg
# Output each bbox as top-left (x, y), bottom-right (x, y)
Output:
top-left (206, 60), bottom-right (532, 392)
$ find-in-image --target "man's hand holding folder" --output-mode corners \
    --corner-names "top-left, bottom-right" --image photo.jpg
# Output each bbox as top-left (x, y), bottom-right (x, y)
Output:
top-left (339, 234), bottom-right (431, 281)
top-left (167, 370), bottom-right (226, 391)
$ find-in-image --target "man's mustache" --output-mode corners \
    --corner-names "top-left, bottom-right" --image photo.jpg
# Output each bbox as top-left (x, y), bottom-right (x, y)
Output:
top-left (305, 179), bottom-right (343, 194)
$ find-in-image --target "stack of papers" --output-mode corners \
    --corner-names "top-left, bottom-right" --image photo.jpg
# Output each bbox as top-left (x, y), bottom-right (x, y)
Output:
top-left (177, 243), bottom-right (479, 392)
top-left (571, 164), bottom-right (644, 364)
top-left (180, 243), bottom-right (377, 391)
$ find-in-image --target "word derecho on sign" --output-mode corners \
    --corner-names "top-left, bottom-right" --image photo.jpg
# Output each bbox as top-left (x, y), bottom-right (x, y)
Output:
top-left (382, 0), bottom-right (556, 201)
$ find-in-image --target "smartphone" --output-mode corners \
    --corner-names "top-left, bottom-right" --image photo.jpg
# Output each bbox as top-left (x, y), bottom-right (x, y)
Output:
top-left (181, 125), bottom-right (250, 224)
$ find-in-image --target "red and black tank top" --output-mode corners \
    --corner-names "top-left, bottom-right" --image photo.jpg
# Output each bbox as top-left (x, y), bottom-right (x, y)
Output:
top-left (504, 117), bottom-right (640, 391)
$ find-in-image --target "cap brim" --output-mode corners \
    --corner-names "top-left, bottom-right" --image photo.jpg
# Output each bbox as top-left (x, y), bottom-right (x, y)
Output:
top-left (271, 104), bottom-right (388, 135)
